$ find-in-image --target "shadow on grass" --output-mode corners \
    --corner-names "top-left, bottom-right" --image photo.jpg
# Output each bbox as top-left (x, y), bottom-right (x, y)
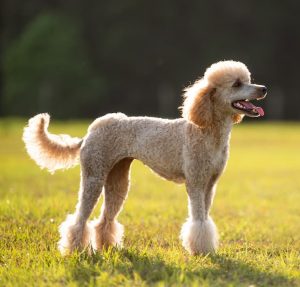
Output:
top-left (206, 255), bottom-right (292, 286)
top-left (69, 249), bottom-right (293, 286)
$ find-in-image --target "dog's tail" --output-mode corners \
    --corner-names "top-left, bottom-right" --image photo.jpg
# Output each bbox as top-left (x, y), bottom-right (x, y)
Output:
top-left (22, 113), bottom-right (83, 173)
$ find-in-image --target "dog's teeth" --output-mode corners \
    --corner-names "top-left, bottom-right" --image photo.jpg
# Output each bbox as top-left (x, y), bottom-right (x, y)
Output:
top-left (234, 102), bottom-right (245, 109)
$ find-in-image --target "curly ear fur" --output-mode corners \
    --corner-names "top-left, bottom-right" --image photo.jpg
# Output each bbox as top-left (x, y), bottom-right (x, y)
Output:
top-left (181, 79), bottom-right (215, 128)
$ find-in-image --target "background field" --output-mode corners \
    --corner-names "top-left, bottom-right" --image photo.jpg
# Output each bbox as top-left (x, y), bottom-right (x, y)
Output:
top-left (0, 119), bottom-right (300, 286)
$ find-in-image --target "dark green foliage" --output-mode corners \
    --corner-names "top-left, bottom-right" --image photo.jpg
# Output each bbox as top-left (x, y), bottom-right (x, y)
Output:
top-left (2, 1), bottom-right (300, 119)
top-left (4, 13), bottom-right (106, 118)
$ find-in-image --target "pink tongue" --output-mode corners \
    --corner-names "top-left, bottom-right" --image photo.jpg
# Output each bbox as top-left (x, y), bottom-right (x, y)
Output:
top-left (255, 107), bottom-right (264, 116)
top-left (240, 101), bottom-right (264, 116)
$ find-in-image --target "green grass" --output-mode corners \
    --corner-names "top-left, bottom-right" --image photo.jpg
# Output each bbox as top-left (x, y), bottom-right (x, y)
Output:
top-left (0, 119), bottom-right (300, 287)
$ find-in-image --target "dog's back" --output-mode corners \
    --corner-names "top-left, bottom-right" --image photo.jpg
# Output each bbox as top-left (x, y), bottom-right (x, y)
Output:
top-left (84, 113), bottom-right (186, 182)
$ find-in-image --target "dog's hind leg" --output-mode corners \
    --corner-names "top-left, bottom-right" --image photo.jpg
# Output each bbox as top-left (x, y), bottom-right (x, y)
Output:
top-left (91, 158), bottom-right (133, 251)
top-left (58, 167), bottom-right (105, 256)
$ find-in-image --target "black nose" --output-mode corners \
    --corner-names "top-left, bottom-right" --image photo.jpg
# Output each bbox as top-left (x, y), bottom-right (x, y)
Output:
top-left (261, 86), bottom-right (267, 95)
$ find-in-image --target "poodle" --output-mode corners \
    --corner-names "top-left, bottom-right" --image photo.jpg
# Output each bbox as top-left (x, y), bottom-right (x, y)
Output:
top-left (22, 60), bottom-right (267, 256)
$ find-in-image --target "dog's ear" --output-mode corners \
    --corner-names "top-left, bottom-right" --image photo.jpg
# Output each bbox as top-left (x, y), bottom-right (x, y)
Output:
top-left (181, 80), bottom-right (215, 128)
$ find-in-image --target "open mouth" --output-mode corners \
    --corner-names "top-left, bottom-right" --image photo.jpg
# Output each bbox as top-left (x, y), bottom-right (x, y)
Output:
top-left (232, 99), bottom-right (264, 117)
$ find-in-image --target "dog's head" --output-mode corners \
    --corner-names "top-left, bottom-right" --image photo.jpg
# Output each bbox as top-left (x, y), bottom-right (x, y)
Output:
top-left (181, 60), bottom-right (267, 128)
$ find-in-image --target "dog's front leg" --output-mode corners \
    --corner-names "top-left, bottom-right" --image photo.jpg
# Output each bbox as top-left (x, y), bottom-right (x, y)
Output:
top-left (180, 182), bottom-right (219, 255)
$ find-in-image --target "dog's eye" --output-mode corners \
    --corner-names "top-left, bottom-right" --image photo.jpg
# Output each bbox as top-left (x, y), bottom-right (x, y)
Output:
top-left (232, 79), bottom-right (242, 88)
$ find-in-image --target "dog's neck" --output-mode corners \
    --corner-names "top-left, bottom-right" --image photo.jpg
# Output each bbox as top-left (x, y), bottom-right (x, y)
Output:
top-left (208, 110), bottom-right (234, 148)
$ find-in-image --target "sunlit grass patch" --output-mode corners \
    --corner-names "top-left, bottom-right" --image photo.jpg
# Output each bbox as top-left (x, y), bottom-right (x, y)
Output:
top-left (0, 119), bottom-right (299, 286)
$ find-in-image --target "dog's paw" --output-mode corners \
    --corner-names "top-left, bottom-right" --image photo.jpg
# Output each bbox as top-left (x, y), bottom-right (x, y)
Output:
top-left (180, 216), bottom-right (219, 255)
top-left (58, 214), bottom-right (91, 256)
top-left (91, 219), bottom-right (124, 252)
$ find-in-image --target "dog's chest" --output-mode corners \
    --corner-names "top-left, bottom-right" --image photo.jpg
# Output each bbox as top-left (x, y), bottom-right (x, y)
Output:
top-left (211, 144), bottom-right (229, 173)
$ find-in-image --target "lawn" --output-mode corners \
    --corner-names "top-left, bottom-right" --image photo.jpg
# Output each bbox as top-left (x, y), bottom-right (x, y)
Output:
top-left (0, 119), bottom-right (300, 287)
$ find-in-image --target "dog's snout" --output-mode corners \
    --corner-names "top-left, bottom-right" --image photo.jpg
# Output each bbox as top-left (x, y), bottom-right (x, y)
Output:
top-left (261, 86), bottom-right (267, 95)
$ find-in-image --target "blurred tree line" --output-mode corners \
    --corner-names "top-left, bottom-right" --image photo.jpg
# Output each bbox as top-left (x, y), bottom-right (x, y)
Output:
top-left (1, 0), bottom-right (299, 119)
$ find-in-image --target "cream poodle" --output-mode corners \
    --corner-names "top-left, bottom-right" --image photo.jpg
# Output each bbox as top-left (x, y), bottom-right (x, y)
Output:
top-left (23, 60), bottom-right (267, 256)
